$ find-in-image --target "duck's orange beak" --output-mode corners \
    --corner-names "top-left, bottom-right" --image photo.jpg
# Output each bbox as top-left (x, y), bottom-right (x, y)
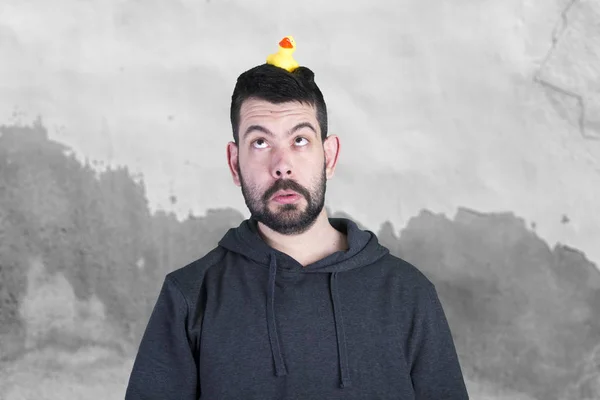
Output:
top-left (279, 37), bottom-right (293, 49)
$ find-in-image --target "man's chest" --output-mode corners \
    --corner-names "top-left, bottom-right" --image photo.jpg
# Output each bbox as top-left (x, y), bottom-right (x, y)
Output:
top-left (196, 270), bottom-right (414, 399)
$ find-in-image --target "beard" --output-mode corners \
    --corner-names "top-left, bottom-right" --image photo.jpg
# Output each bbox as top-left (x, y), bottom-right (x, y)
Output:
top-left (237, 160), bottom-right (327, 236)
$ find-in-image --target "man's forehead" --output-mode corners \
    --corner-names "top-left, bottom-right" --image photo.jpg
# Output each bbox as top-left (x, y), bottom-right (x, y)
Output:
top-left (239, 99), bottom-right (320, 141)
top-left (240, 98), bottom-right (316, 117)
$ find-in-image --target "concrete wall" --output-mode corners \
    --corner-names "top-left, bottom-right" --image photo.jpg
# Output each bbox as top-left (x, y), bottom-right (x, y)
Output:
top-left (1, 0), bottom-right (598, 266)
top-left (0, 0), bottom-right (598, 399)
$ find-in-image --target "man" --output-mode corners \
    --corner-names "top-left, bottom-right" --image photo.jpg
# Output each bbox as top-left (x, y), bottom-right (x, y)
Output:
top-left (125, 62), bottom-right (470, 399)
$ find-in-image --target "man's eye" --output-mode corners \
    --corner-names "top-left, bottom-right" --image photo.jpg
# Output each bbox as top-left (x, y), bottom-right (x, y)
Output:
top-left (253, 139), bottom-right (267, 148)
top-left (252, 137), bottom-right (308, 149)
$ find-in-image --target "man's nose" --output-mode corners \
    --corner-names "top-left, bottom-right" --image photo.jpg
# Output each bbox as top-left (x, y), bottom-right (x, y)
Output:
top-left (271, 148), bottom-right (294, 178)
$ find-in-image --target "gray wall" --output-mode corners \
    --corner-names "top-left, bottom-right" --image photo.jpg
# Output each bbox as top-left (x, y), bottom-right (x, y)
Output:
top-left (0, 0), bottom-right (599, 399)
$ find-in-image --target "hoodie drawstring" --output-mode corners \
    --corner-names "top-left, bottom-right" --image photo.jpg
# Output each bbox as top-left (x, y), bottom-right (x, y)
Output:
top-left (330, 272), bottom-right (352, 388)
top-left (266, 254), bottom-right (352, 389)
top-left (267, 254), bottom-right (287, 377)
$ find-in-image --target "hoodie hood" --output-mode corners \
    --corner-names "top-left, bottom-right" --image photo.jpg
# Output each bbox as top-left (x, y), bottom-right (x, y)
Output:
top-left (218, 216), bottom-right (389, 389)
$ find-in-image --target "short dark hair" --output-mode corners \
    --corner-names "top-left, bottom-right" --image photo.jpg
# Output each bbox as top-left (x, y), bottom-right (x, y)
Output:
top-left (230, 63), bottom-right (328, 146)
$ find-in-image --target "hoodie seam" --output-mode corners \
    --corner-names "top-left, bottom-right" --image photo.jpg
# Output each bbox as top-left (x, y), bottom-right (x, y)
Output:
top-left (164, 275), bottom-right (197, 352)
top-left (167, 275), bottom-right (190, 322)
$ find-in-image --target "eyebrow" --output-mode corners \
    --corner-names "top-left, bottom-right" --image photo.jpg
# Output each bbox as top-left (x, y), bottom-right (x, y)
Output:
top-left (242, 121), bottom-right (318, 142)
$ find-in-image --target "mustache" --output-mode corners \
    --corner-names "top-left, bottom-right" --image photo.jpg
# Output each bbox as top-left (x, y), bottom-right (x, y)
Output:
top-left (266, 181), bottom-right (306, 200)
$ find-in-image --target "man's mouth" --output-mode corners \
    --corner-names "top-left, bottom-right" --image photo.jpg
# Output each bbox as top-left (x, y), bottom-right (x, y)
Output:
top-left (272, 192), bottom-right (301, 204)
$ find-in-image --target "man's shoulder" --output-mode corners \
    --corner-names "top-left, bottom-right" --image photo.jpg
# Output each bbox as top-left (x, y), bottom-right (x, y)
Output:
top-left (164, 245), bottom-right (227, 297)
top-left (377, 253), bottom-right (436, 290)
top-left (374, 254), bottom-right (446, 313)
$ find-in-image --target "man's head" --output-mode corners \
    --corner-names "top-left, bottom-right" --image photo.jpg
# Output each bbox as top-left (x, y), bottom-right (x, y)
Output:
top-left (227, 63), bottom-right (341, 236)
top-left (230, 64), bottom-right (328, 146)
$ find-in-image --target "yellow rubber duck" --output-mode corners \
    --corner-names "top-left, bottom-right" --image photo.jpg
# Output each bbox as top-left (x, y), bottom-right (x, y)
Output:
top-left (266, 36), bottom-right (299, 72)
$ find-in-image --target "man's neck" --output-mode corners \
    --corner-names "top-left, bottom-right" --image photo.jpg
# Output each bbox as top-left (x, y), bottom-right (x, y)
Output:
top-left (256, 210), bottom-right (348, 267)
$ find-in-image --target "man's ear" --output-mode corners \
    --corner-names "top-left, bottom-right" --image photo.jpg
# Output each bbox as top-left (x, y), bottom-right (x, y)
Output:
top-left (227, 141), bottom-right (241, 187)
top-left (323, 134), bottom-right (341, 179)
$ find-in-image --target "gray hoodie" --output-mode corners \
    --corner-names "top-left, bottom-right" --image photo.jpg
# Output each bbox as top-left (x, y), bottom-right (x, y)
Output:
top-left (125, 216), bottom-right (470, 399)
